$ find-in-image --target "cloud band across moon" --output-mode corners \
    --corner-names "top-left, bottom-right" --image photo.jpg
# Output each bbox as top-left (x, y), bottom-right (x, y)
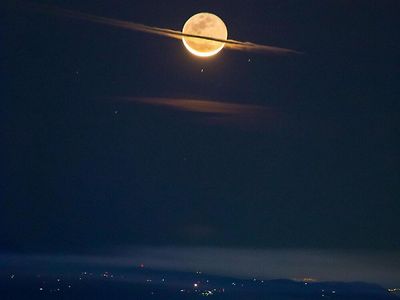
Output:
top-left (26, 3), bottom-right (301, 55)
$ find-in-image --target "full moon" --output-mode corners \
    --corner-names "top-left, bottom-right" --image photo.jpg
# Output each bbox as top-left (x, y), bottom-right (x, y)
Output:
top-left (182, 13), bottom-right (228, 57)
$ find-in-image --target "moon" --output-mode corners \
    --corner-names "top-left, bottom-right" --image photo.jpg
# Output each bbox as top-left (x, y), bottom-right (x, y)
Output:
top-left (182, 13), bottom-right (228, 57)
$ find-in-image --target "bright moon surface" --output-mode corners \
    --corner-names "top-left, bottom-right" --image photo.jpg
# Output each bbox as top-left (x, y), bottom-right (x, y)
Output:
top-left (182, 13), bottom-right (228, 57)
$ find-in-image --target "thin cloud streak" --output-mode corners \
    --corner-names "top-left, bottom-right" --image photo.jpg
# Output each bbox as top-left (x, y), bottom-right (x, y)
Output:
top-left (112, 96), bottom-right (279, 129)
top-left (116, 97), bottom-right (268, 115)
top-left (24, 2), bottom-right (301, 55)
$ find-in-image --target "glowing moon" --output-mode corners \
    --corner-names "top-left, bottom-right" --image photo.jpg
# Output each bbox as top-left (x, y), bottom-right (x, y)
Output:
top-left (182, 13), bottom-right (228, 57)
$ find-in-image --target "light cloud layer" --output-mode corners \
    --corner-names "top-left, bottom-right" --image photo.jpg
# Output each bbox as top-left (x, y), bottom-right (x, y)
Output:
top-left (2, 247), bottom-right (399, 287)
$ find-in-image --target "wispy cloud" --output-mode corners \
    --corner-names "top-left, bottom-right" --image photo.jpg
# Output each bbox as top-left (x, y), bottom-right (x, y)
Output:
top-left (22, 2), bottom-right (301, 55)
top-left (116, 97), bottom-right (268, 115)
top-left (112, 96), bottom-right (276, 128)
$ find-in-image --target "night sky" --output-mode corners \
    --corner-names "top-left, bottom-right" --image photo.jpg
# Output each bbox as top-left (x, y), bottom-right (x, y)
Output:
top-left (2, 0), bottom-right (400, 257)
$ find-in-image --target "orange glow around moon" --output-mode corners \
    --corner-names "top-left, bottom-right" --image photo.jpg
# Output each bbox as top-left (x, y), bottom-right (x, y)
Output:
top-left (182, 13), bottom-right (228, 57)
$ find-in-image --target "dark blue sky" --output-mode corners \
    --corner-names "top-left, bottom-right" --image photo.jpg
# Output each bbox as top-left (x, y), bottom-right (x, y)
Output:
top-left (2, 0), bottom-right (399, 253)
